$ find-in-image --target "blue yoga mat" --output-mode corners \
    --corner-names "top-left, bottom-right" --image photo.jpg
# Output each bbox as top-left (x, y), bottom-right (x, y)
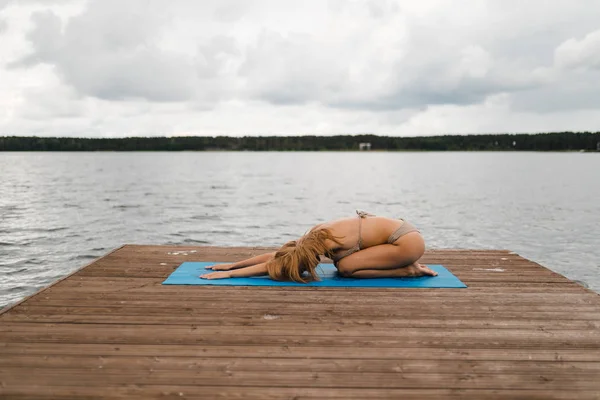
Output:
top-left (162, 262), bottom-right (466, 288)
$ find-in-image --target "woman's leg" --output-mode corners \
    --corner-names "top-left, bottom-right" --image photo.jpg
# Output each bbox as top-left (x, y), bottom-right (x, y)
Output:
top-left (348, 263), bottom-right (436, 278)
top-left (336, 233), bottom-right (436, 277)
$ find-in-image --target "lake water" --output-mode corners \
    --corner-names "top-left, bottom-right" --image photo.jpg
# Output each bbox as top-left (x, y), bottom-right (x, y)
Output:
top-left (1, 151), bottom-right (599, 307)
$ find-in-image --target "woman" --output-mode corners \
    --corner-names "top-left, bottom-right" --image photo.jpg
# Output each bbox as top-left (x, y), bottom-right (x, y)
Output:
top-left (200, 210), bottom-right (437, 282)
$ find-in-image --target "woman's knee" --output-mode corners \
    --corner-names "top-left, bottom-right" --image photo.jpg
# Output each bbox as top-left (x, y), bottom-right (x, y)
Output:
top-left (392, 234), bottom-right (425, 263)
top-left (336, 260), bottom-right (354, 277)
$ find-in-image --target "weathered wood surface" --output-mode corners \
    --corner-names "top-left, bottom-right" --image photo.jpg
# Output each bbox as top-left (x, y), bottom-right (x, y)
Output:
top-left (1, 245), bottom-right (599, 399)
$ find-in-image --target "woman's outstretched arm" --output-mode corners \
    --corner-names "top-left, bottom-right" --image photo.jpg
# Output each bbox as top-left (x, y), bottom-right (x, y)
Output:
top-left (206, 252), bottom-right (275, 271)
top-left (200, 262), bottom-right (268, 279)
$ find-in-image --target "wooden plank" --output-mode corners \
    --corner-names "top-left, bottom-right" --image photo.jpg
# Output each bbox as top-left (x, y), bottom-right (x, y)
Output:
top-left (3, 343), bottom-right (599, 362)
top-left (2, 368), bottom-right (599, 390)
top-left (12, 289), bottom-right (599, 306)
top-left (21, 291), bottom-right (592, 308)
top-left (1, 325), bottom-right (599, 350)
top-left (3, 320), bottom-right (598, 335)
top-left (5, 310), bottom-right (600, 323)
top-left (10, 291), bottom-right (599, 304)
top-left (3, 386), bottom-right (599, 400)
top-left (5, 313), bottom-right (599, 330)
top-left (34, 280), bottom-right (588, 294)
top-left (5, 302), bottom-right (600, 317)
top-left (37, 282), bottom-right (590, 295)
top-left (4, 304), bottom-right (600, 322)
top-left (3, 354), bottom-right (600, 374)
top-left (9, 299), bottom-right (599, 314)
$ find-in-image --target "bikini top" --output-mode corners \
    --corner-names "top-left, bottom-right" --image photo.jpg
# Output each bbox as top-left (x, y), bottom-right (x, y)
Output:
top-left (329, 210), bottom-right (373, 265)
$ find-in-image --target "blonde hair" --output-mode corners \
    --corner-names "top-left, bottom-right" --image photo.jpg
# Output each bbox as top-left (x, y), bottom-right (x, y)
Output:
top-left (266, 228), bottom-right (342, 283)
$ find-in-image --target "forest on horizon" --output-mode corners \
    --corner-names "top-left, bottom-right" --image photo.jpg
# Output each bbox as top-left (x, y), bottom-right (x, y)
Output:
top-left (1, 132), bottom-right (599, 152)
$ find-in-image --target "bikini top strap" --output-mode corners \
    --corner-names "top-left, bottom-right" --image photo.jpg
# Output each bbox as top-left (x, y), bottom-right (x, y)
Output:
top-left (356, 210), bottom-right (371, 218)
top-left (355, 210), bottom-right (371, 249)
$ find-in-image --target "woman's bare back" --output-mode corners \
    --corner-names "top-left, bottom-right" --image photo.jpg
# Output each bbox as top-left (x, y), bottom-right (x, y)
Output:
top-left (315, 215), bottom-right (408, 254)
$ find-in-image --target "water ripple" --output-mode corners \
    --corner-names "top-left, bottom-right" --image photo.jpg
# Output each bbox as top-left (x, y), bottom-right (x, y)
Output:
top-left (112, 204), bottom-right (142, 210)
top-left (182, 239), bottom-right (211, 244)
top-left (190, 214), bottom-right (221, 221)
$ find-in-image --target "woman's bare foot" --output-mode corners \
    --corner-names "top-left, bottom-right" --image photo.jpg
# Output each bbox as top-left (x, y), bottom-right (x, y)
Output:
top-left (401, 262), bottom-right (438, 277)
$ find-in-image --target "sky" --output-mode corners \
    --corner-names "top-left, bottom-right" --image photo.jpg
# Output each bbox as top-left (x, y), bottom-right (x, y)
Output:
top-left (0, 0), bottom-right (599, 137)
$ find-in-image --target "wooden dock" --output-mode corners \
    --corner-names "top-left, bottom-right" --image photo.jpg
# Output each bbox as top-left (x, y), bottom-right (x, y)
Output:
top-left (1, 245), bottom-right (600, 399)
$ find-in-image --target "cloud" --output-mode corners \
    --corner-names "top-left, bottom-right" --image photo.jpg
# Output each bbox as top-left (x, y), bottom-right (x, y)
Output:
top-left (238, 2), bottom-right (552, 111)
top-left (506, 28), bottom-right (600, 113)
top-left (0, 0), bottom-right (77, 12)
top-left (12, 0), bottom-right (550, 110)
top-left (13, 69), bottom-right (84, 121)
top-left (240, 30), bottom-right (349, 105)
top-left (555, 29), bottom-right (600, 71)
top-left (10, 1), bottom-right (199, 102)
top-left (399, 92), bottom-right (600, 135)
top-left (213, 0), bottom-right (254, 23)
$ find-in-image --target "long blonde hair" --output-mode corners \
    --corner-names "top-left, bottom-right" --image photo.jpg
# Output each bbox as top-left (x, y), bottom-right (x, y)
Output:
top-left (266, 228), bottom-right (342, 283)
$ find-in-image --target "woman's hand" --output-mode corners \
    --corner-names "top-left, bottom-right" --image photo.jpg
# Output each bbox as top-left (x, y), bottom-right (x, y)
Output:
top-left (205, 263), bottom-right (235, 271)
top-left (200, 270), bottom-right (232, 280)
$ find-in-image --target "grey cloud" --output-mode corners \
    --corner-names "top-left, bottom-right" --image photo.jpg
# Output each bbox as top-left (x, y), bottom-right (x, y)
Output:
top-left (239, 25), bottom-right (544, 111)
top-left (365, 0), bottom-right (400, 19)
top-left (510, 70), bottom-right (600, 113)
top-left (0, 18), bottom-right (7, 34)
top-left (555, 29), bottom-right (600, 71)
top-left (0, 0), bottom-right (75, 9)
top-left (197, 35), bottom-right (240, 78)
top-left (213, 0), bottom-right (253, 23)
top-left (330, 78), bottom-right (530, 111)
top-left (234, 1), bottom-right (600, 113)
top-left (17, 86), bottom-right (84, 120)
top-left (506, 28), bottom-right (600, 113)
top-left (12, 11), bottom-right (63, 66)
top-left (11, 1), bottom-right (199, 102)
top-left (239, 30), bottom-right (348, 105)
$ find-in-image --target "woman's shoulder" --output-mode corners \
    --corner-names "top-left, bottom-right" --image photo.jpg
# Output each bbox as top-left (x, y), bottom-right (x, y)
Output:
top-left (309, 222), bottom-right (326, 232)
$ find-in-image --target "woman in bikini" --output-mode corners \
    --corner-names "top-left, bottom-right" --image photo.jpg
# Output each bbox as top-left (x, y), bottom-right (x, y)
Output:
top-left (200, 210), bottom-right (437, 282)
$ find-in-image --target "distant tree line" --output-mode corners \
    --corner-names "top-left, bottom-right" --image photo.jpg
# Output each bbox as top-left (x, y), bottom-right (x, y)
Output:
top-left (0, 132), bottom-right (599, 151)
